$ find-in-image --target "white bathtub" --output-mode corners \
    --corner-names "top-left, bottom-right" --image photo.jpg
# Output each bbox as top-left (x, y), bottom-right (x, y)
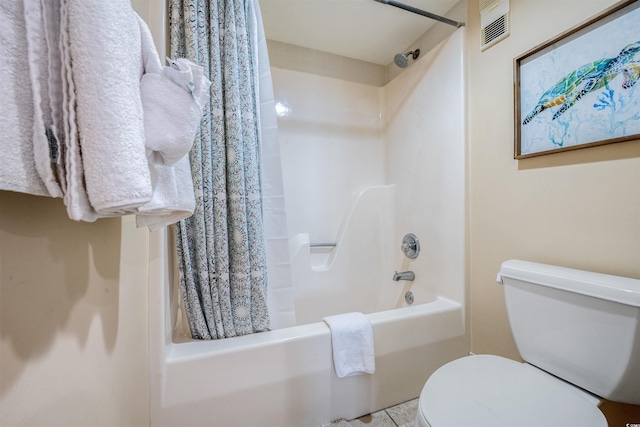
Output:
top-left (148, 183), bottom-right (468, 426)
top-left (149, 228), bottom-right (467, 426)
top-left (157, 303), bottom-right (465, 426)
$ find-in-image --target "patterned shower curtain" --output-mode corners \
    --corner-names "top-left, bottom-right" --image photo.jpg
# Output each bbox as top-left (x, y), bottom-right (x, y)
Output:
top-left (170, 0), bottom-right (270, 339)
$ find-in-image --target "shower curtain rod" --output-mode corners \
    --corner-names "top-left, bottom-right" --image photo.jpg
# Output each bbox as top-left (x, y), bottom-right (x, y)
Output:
top-left (372, 0), bottom-right (465, 28)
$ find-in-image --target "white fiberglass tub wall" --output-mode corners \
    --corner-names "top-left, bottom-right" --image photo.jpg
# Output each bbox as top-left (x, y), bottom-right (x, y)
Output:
top-left (383, 29), bottom-right (467, 306)
top-left (290, 185), bottom-right (406, 324)
top-left (280, 29), bottom-right (468, 319)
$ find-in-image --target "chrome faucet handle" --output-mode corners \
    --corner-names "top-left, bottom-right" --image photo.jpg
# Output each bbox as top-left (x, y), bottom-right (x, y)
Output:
top-left (401, 233), bottom-right (420, 259)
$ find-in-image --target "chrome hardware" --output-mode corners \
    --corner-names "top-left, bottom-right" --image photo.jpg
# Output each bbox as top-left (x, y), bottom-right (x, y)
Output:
top-left (393, 271), bottom-right (415, 281)
top-left (401, 233), bottom-right (420, 259)
top-left (309, 243), bottom-right (337, 248)
top-left (405, 291), bottom-right (414, 305)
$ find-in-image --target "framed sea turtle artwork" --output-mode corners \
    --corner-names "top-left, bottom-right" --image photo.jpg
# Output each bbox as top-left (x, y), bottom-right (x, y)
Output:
top-left (514, 0), bottom-right (640, 159)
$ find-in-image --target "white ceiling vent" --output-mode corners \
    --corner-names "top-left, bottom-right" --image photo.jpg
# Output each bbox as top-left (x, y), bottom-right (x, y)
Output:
top-left (480, 0), bottom-right (510, 50)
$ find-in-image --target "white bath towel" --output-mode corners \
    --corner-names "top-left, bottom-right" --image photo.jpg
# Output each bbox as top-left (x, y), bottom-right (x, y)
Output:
top-left (323, 312), bottom-right (375, 378)
top-left (23, 0), bottom-right (64, 198)
top-left (59, 0), bottom-right (99, 221)
top-left (41, 0), bottom-right (67, 193)
top-left (0, 1), bottom-right (50, 196)
top-left (65, 0), bottom-right (152, 215)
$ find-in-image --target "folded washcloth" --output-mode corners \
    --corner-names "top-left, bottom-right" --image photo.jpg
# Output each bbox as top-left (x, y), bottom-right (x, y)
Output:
top-left (323, 312), bottom-right (375, 378)
top-left (66, 0), bottom-right (152, 215)
top-left (0, 1), bottom-right (50, 196)
top-left (137, 12), bottom-right (201, 167)
top-left (140, 59), bottom-right (209, 166)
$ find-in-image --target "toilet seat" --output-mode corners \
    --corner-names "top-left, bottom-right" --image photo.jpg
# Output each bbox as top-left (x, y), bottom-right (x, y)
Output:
top-left (418, 355), bottom-right (607, 427)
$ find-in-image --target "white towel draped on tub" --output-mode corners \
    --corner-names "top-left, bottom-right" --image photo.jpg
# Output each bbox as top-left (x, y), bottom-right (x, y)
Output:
top-left (323, 312), bottom-right (375, 378)
top-left (0, 0), bottom-right (208, 229)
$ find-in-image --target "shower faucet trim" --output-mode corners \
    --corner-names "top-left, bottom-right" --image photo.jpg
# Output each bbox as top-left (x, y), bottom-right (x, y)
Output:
top-left (401, 233), bottom-right (420, 259)
top-left (393, 271), bottom-right (415, 281)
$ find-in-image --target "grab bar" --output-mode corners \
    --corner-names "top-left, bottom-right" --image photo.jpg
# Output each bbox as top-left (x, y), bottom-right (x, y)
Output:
top-left (310, 243), bottom-right (337, 248)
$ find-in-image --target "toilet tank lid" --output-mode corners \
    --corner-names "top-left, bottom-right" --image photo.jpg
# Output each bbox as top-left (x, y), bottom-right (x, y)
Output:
top-left (497, 260), bottom-right (640, 308)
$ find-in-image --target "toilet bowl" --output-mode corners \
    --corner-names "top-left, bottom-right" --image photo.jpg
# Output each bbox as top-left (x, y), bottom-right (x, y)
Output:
top-left (414, 260), bottom-right (640, 427)
top-left (414, 355), bottom-right (606, 427)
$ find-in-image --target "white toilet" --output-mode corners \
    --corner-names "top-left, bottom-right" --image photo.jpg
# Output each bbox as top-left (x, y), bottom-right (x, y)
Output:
top-left (415, 259), bottom-right (640, 427)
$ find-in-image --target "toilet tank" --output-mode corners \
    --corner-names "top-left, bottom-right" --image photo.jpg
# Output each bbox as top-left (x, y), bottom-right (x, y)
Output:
top-left (497, 260), bottom-right (640, 405)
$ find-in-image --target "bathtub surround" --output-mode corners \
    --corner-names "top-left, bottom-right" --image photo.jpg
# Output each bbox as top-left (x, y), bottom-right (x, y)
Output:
top-left (274, 29), bottom-right (466, 320)
top-left (288, 186), bottom-right (396, 325)
top-left (170, 0), bottom-right (292, 338)
top-left (273, 69), bottom-right (385, 244)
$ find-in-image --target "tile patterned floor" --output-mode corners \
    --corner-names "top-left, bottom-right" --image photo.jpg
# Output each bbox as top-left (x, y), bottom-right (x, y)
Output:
top-left (322, 398), bottom-right (418, 427)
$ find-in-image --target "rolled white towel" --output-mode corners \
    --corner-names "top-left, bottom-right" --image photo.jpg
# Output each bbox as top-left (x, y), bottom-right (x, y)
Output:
top-left (66, 0), bottom-right (152, 215)
top-left (0, 1), bottom-right (50, 196)
top-left (59, 0), bottom-right (99, 221)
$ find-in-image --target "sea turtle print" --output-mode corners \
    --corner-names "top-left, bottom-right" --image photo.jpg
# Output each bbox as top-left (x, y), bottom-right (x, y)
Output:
top-left (523, 40), bottom-right (640, 125)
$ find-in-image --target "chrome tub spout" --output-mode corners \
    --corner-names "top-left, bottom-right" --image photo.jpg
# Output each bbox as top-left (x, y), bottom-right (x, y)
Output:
top-left (393, 271), bottom-right (415, 281)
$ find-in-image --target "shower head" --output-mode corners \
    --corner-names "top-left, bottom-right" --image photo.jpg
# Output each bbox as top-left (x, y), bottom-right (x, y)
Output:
top-left (394, 49), bottom-right (420, 68)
